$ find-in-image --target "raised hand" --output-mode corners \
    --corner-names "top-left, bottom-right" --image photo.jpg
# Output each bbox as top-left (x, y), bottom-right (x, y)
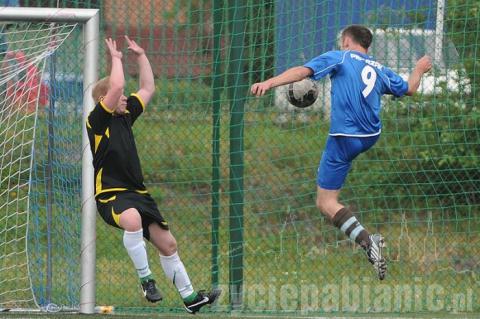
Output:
top-left (416, 55), bottom-right (432, 74)
top-left (105, 38), bottom-right (122, 59)
top-left (124, 35), bottom-right (145, 56)
top-left (251, 81), bottom-right (273, 97)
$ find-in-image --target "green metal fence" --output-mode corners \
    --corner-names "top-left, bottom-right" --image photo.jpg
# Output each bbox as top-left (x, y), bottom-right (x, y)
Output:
top-left (2, 0), bottom-right (479, 316)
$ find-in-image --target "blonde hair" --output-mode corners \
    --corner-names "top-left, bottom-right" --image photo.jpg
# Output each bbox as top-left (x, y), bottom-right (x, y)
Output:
top-left (92, 76), bottom-right (110, 102)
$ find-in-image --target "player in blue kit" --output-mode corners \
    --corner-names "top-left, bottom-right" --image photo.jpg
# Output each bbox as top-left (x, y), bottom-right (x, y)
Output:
top-left (251, 25), bottom-right (432, 280)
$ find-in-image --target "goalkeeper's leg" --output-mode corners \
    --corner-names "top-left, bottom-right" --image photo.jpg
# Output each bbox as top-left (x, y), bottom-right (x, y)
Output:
top-left (119, 208), bottom-right (162, 302)
top-left (149, 223), bottom-right (221, 313)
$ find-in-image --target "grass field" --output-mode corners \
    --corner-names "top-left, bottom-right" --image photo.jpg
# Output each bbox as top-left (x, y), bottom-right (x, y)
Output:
top-left (0, 311), bottom-right (479, 319)
top-left (1, 2), bottom-right (479, 317)
top-left (93, 107), bottom-right (480, 314)
top-left (2, 105), bottom-right (479, 316)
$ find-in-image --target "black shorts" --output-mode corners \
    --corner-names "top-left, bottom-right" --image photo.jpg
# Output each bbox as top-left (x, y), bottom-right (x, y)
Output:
top-left (96, 191), bottom-right (169, 240)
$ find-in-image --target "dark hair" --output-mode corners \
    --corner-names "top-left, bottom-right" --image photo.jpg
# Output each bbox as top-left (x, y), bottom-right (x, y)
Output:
top-left (341, 25), bottom-right (373, 49)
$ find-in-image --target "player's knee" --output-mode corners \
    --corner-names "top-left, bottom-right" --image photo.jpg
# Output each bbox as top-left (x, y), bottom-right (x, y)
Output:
top-left (164, 236), bottom-right (177, 256)
top-left (119, 208), bottom-right (142, 232)
top-left (156, 235), bottom-right (177, 256)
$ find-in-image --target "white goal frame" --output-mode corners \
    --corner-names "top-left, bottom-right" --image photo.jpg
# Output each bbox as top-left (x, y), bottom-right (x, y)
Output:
top-left (0, 7), bottom-right (99, 314)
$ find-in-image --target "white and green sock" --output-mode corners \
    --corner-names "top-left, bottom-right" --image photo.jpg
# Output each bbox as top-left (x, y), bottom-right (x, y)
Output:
top-left (123, 229), bottom-right (152, 280)
top-left (159, 252), bottom-right (196, 300)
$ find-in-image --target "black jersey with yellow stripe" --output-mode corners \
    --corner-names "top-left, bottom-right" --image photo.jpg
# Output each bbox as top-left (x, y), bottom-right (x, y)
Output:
top-left (86, 94), bottom-right (148, 198)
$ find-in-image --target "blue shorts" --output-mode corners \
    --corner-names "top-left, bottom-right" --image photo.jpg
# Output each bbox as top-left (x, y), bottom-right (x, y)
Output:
top-left (317, 135), bottom-right (380, 190)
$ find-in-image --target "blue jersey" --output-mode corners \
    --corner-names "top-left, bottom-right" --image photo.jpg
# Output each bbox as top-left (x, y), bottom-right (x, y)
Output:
top-left (304, 50), bottom-right (408, 136)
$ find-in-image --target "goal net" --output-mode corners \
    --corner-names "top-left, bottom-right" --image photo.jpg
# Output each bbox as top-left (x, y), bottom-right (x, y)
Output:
top-left (0, 19), bottom-right (83, 310)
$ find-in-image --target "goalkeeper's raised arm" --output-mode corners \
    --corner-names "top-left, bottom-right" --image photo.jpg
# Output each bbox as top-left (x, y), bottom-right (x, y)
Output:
top-left (88, 38), bottom-right (126, 134)
top-left (125, 35), bottom-right (155, 107)
top-left (101, 38), bottom-right (125, 113)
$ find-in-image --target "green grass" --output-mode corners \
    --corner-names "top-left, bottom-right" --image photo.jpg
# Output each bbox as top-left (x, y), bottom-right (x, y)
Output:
top-left (1, 107), bottom-right (479, 316)
top-left (93, 108), bottom-right (480, 314)
top-left (1, 7), bottom-right (479, 317)
top-left (0, 312), bottom-right (478, 318)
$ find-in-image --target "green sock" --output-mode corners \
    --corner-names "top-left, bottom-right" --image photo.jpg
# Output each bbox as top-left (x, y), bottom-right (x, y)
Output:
top-left (183, 291), bottom-right (198, 303)
top-left (140, 274), bottom-right (153, 283)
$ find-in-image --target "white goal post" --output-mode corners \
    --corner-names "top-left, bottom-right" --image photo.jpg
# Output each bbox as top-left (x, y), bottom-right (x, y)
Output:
top-left (0, 7), bottom-right (98, 314)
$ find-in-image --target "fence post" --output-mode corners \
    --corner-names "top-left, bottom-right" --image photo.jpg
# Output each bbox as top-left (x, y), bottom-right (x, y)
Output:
top-left (211, 0), bottom-right (224, 290)
top-left (227, 0), bottom-right (247, 310)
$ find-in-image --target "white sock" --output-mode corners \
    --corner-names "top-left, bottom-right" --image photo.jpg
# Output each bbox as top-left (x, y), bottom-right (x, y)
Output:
top-left (123, 229), bottom-right (152, 279)
top-left (160, 252), bottom-right (194, 299)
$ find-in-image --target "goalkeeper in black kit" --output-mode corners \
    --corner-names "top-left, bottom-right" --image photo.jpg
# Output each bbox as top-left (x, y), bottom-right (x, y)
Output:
top-left (86, 36), bottom-right (220, 314)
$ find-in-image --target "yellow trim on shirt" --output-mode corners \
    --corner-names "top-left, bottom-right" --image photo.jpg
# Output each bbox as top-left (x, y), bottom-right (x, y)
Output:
top-left (111, 207), bottom-right (121, 226)
top-left (86, 119), bottom-right (92, 129)
top-left (95, 188), bottom-right (128, 197)
top-left (105, 127), bottom-right (110, 138)
top-left (95, 168), bottom-right (103, 195)
top-left (94, 134), bottom-right (102, 153)
top-left (136, 189), bottom-right (149, 194)
top-left (99, 100), bottom-right (114, 113)
top-left (98, 195), bottom-right (116, 203)
top-left (131, 93), bottom-right (145, 110)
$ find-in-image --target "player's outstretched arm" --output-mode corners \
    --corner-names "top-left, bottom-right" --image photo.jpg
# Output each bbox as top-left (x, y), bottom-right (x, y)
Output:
top-left (406, 55), bottom-right (432, 96)
top-left (125, 35), bottom-right (155, 106)
top-left (251, 66), bottom-right (313, 96)
top-left (102, 38), bottom-right (125, 111)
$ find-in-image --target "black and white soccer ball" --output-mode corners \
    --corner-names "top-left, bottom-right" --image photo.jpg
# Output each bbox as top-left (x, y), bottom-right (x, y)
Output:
top-left (286, 78), bottom-right (319, 108)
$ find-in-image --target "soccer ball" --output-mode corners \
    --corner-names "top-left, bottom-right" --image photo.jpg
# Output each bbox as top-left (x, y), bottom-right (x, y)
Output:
top-left (286, 78), bottom-right (319, 108)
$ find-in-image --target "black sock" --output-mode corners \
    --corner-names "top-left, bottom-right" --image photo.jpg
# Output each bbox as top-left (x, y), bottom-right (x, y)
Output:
top-left (332, 207), bottom-right (370, 249)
